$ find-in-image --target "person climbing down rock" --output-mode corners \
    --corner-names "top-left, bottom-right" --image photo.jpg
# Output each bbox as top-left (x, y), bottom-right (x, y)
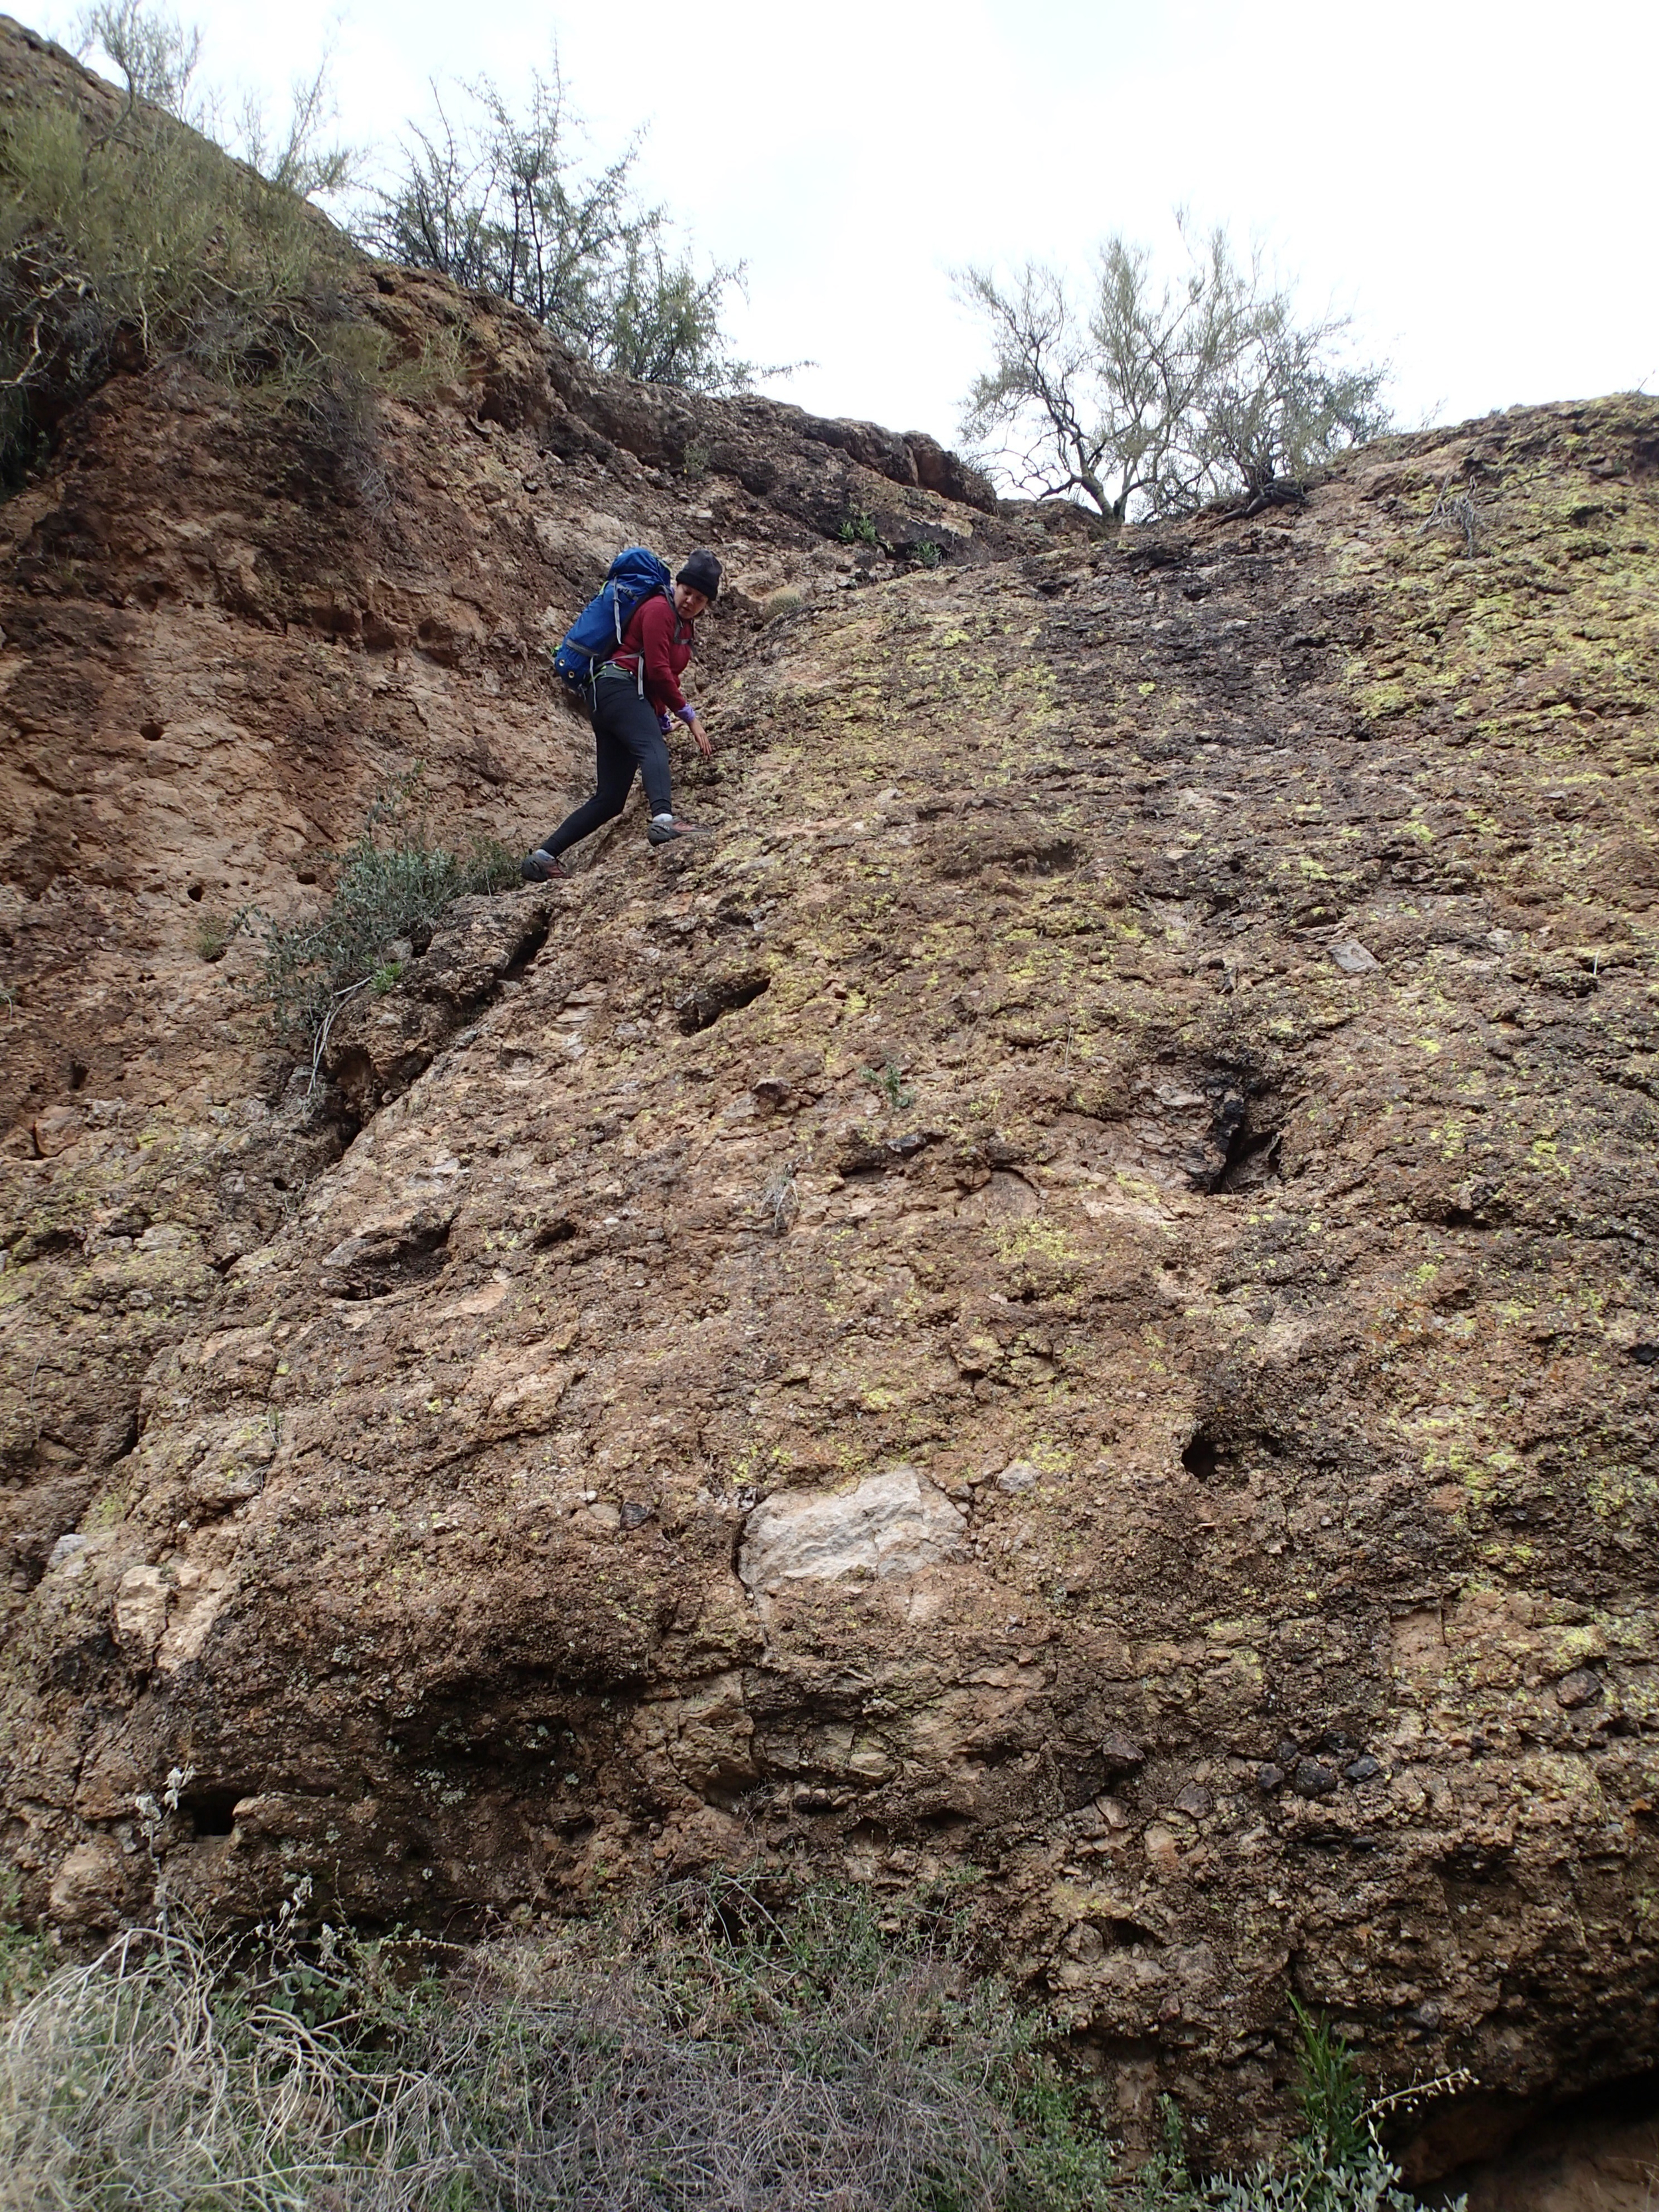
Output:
top-left (522, 549), bottom-right (721, 880)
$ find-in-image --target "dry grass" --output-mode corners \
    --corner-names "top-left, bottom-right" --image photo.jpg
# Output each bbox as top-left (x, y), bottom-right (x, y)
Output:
top-left (0, 1874), bottom-right (1473, 2210)
top-left (0, 1880), bottom-right (1118, 2211)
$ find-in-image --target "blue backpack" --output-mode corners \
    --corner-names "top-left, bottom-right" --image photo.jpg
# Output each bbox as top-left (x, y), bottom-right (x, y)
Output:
top-left (551, 547), bottom-right (672, 692)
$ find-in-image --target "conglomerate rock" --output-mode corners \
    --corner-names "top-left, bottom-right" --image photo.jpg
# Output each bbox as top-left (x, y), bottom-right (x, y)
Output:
top-left (1, 17), bottom-right (1658, 2177)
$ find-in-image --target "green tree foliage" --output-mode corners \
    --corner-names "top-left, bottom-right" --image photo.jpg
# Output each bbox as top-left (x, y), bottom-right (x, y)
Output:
top-left (360, 68), bottom-right (765, 394)
top-left (958, 217), bottom-right (1390, 524)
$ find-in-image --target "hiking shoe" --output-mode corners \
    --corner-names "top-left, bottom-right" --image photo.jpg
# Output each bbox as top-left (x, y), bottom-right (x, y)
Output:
top-left (646, 817), bottom-right (709, 846)
top-left (521, 848), bottom-right (567, 883)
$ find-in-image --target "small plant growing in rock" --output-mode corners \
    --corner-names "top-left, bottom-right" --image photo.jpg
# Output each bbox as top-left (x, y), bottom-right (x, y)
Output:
top-left (1418, 473), bottom-right (1482, 557)
top-left (861, 1052), bottom-right (914, 1112)
top-left (192, 906), bottom-right (247, 963)
top-left (0, 1874), bottom-right (48, 2012)
top-left (914, 538), bottom-right (942, 568)
top-left (838, 504), bottom-right (881, 547)
top-left (256, 773), bottom-right (517, 1087)
top-left (761, 1159), bottom-right (797, 1235)
top-left (1289, 1997), bottom-right (1368, 2168)
top-left (1134, 2007), bottom-right (1469, 2211)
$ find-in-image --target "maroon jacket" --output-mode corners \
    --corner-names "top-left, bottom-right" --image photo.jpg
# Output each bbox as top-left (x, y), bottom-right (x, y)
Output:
top-left (613, 592), bottom-right (694, 717)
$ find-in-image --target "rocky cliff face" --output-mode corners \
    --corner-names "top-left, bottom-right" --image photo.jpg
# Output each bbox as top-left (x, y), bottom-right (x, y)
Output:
top-left (3, 16), bottom-right (1659, 2177)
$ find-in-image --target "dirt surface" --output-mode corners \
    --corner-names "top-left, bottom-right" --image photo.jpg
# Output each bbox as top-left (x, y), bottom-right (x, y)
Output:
top-left (3, 16), bottom-right (1659, 2178)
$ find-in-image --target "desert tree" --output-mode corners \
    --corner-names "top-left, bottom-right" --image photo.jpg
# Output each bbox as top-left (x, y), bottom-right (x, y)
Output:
top-left (362, 68), bottom-right (764, 394)
top-left (958, 218), bottom-right (1390, 523)
top-left (75, 1), bottom-right (354, 199)
top-left (74, 0), bottom-right (202, 120)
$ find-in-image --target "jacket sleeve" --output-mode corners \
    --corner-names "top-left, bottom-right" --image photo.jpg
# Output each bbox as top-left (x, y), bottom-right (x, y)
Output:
top-left (638, 595), bottom-right (687, 715)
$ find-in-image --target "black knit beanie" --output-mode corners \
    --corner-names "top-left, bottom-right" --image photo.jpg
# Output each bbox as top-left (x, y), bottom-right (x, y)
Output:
top-left (678, 548), bottom-right (722, 600)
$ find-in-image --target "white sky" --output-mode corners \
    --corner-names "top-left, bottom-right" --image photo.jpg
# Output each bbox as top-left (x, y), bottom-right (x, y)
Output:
top-left (27, 0), bottom-right (1659, 450)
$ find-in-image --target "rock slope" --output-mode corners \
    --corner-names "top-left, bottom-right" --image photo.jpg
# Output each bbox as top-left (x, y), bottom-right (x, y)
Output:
top-left (3, 16), bottom-right (1659, 2175)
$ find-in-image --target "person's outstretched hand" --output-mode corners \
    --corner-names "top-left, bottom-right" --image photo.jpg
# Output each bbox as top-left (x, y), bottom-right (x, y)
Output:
top-left (688, 713), bottom-right (713, 761)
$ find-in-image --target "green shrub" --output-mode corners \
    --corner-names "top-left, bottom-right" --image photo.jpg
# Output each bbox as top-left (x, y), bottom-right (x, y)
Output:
top-left (838, 504), bottom-right (881, 547)
top-left (192, 911), bottom-right (234, 963)
top-left (257, 780), bottom-right (518, 1079)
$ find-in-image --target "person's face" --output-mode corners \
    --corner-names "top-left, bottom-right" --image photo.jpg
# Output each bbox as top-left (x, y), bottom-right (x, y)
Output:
top-left (674, 583), bottom-right (710, 619)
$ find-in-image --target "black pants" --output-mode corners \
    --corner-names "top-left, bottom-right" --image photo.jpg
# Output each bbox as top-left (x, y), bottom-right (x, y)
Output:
top-left (541, 675), bottom-right (672, 855)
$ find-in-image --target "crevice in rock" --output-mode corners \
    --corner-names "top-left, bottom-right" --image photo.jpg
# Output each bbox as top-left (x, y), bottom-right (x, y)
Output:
top-left (498, 903), bottom-right (555, 984)
top-left (1170, 1067), bottom-right (1282, 1193)
top-left (676, 970), bottom-right (771, 1034)
top-left (102, 1407), bottom-right (139, 1465)
top-left (1212, 1110), bottom-right (1281, 1193)
top-left (1407, 2064), bottom-right (1659, 2203)
top-left (319, 1215), bottom-right (453, 1300)
top-left (321, 893), bottom-right (560, 1142)
top-left (182, 1787), bottom-right (243, 1838)
top-left (1179, 1426), bottom-right (1274, 1493)
top-left (9, 1224), bottom-right (84, 1265)
top-left (1181, 1433), bottom-right (1219, 1481)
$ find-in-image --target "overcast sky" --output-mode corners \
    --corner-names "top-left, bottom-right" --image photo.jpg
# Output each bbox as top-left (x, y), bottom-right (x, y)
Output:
top-left (31, 0), bottom-right (1659, 452)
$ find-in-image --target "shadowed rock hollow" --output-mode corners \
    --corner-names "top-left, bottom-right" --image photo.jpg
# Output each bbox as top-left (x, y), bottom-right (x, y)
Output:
top-left (2, 15), bottom-right (1658, 2180)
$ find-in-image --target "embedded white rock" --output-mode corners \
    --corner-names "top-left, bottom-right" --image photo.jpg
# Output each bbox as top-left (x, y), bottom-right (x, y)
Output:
top-left (113, 1564), bottom-right (169, 1660)
top-left (739, 1469), bottom-right (968, 1597)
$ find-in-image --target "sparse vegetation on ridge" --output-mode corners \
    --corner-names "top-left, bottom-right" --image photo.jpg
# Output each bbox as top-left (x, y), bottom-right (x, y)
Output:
top-left (0, 0), bottom-right (770, 492)
top-left (0, 29), bottom-right (430, 500)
